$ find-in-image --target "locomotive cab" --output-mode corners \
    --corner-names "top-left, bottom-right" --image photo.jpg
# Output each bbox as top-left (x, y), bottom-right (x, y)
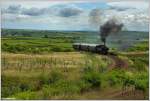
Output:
top-left (95, 45), bottom-right (109, 55)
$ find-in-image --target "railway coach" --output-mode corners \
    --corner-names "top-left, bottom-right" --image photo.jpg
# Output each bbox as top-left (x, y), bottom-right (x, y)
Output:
top-left (73, 43), bottom-right (109, 55)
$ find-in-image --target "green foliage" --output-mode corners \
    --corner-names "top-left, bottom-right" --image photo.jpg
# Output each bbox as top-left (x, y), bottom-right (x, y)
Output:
top-left (2, 86), bottom-right (21, 98)
top-left (122, 72), bottom-right (135, 88)
top-left (1, 75), bottom-right (20, 97)
top-left (11, 91), bottom-right (40, 100)
top-left (2, 67), bottom-right (149, 99)
top-left (83, 54), bottom-right (109, 73)
top-left (106, 70), bottom-right (125, 87)
top-left (82, 69), bottom-right (101, 88)
top-left (77, 80), bottom-right (92, 92)
top-left (43, 35), bottom-right (48, 38)
top-left (82, 66), bottom-right (94, 73)
top-left (134, 72), bottom-right (149, 91)
top-left (49, 70), bottom-right (63, 84)
top-left (1, 29), bottom-right (149, 100)
top-left (1, 75), bottom-right (38, 97)
top-left (38, 70), bottom-right (63, 86)
top-left (41, 80), bottom-right (81, 99)
top-left (2, 29), bottom-right (149, 54)
top-left (127, 55), bottom-right (148, 72)
top-left (1, 49), bottom-right (149, 99)
top-left (127, 40), bottom-right (148, 52)
top-left (135, 80), bottom-right (147, 92)
top-left (2, 37), bottom-right (74, 53)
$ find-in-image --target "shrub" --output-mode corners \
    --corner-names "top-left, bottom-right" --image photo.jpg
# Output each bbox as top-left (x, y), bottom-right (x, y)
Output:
top-left (2, 86), bottom-right (21, 98)
top-left (82, 66), bottom-right (94, 73)
top-left (32, 48), bottom-right (40, 54)
top-left (82, 71), bottom-right (101, 88)
top-left (59, 81), bottom-right (81, 95)
top-left (42, 85), bottom-right (61, 99)
top-left (98, 62), bottom-right (108, 73)
top-left (38, 70), bottom-right (63, 86)
top-left (101, 70), bottom-right (126, 87)
top-left (135, 79), bottom-right (148, 99)
top-left (77, 80), bottom-right (91, 92)
top-left (1, 75), bottom-right (21, 97)
top-left (11, 91), bottom-right (40, 100)
top-left (41, 80), bottom-right (81, 99)
top-left (43, 35), bottom-right (48, 38)
top-left (133, 60), bottom-right (147, 71)
top-left (108, 75), bottom-right (119, 86)
top-left (135, 79), bottom-right (147, 92)
top-left (134, 72), bottom-right (148, 93)
top-left (49, 70), bottom-right (63, 83)
top-left (51, 47), bottom-right (62, 52)
top-left (122, 72), bottom-right (135, 89)
top-left (2, 75), bottom-right (41, 98)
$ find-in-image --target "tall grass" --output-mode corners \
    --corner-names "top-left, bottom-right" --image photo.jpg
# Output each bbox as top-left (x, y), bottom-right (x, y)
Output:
top-left (1, 52), bottom-right (149, 99)
top-left (1, 52), bottom-right (111, 71)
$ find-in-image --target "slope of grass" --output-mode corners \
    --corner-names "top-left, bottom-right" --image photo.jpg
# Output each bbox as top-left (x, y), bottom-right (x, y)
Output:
top-left (126, 40), bottom-right (149, 52)
top-left (2, 37), bottom-right (74, 53)
top-left (1, 51), bottom-right (149, 100)
top-left (1, 30), bottom-right (149, 100)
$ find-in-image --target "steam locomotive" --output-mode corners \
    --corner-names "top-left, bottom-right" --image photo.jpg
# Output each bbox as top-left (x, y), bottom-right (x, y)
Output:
top-left (73, 43), bottom-right (109, 55)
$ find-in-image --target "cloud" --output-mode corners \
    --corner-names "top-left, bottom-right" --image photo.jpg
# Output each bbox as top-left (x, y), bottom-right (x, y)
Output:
top-left (2, 4), bottom-right (83, 17)
top-left (2, 5), bottom-right (48, 16)
top-left (21, 7), bottom-right (46, 16)
top-left (58, 7), bottom-right (83, 17)
top-left (108, 6), bottom-right (135, 11)
top-left (1, 1), bottom-right (149, 31)
top-left (102, 1), bottom-right (149, 31)
top-left (88, 8), bottom-right (102, 27)
top-left (3, 5), bottom-right (21, 14)
top-left (2, 13), bottom-right (31, 22)
top-left (102, 12), bottom-right (149, 32)
top-left (107, 1), bottom-right (148, 11)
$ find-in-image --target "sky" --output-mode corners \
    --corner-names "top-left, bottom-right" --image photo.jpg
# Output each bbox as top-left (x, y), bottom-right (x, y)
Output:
top-left (1, 0), bottom-right (149, 31)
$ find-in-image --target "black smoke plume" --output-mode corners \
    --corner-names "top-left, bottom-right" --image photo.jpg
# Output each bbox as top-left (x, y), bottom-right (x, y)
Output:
top-left (100, 19), bottom-right (123, 46)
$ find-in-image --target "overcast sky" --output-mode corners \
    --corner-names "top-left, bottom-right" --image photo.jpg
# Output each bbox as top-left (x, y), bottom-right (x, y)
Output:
top-left (1, 0), bottom-right (149, 31)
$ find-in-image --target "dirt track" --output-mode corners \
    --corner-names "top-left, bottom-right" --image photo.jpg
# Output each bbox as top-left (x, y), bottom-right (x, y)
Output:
top-left (104, 52), bottom-right (148, 99)
top-left (107, 51), bottom-right (148, 70)
top-left (108, 55), bottom-right (128, 70)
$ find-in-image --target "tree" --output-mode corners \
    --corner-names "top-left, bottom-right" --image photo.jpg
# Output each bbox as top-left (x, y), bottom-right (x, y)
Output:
top-left (44, 35), bottom-right (48, 38)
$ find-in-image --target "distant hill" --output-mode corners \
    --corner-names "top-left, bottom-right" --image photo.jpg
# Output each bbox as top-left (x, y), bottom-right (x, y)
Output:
top-left (1, 29), bottom-right (97, 37)
top-left (1, 28), bottom-right (148, 38)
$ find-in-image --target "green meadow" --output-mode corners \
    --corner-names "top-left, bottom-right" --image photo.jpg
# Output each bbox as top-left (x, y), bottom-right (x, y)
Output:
top-left (1, 29), bottom-right (149, 100)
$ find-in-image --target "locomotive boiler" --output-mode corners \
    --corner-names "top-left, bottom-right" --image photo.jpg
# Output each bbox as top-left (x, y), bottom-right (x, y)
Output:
top-left (73, 43), bottom-right (109, 55)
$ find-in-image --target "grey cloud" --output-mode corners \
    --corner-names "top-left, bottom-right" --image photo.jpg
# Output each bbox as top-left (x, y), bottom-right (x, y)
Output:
top-left (2, 5), bottom-right (47, 16)
top-left (89, 8), bottom-right (102, 27)
top-left (89, 9), bottom-right (101, 16)
top-left (58, 7), bottom-right (83, 17)
top-left (3, 4), bottom-right (83, 17)
top-left (3, 5), bottom-right (21, 14)
top-left (108, 6), bottom-right (136, 11)
top-left (21, 7), bottom-right (46, 16)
